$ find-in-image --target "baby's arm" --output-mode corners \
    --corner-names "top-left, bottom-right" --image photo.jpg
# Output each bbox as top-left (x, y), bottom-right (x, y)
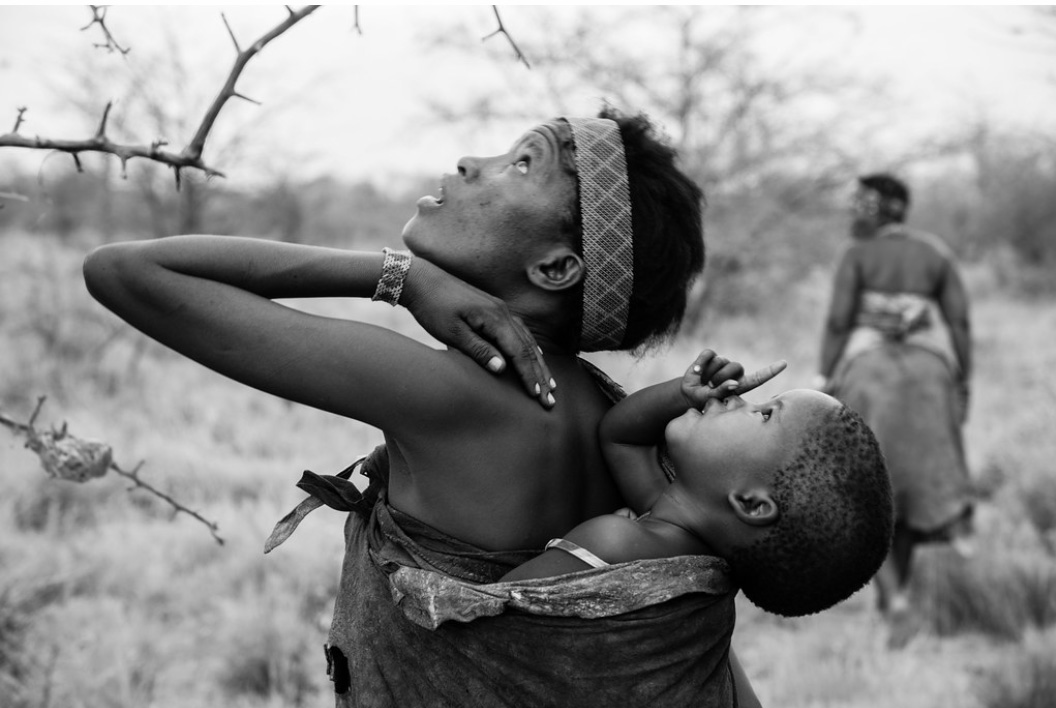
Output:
top-left (499, 514), bottom-right (643, 581)
top-left (600, 350), bottom-right (745, 513)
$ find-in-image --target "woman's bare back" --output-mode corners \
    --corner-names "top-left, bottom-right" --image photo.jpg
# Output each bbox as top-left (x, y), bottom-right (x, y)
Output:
top-left (385, 352), bottom-right (621, 551)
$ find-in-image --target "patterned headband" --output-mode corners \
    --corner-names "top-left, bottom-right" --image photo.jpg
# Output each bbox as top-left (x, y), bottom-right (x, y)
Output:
top-left (564, 117), bottom-right (634, 352)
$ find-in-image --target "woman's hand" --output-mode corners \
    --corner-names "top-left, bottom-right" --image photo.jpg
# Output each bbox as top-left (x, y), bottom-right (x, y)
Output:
top-left (680, 349), bottom-right (787, 408)
top-left (401, 257), bottom-right (555, 408)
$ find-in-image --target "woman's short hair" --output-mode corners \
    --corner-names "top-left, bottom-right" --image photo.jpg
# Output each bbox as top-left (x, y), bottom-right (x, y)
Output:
top-left (859, 174), bottom-right (911, 210)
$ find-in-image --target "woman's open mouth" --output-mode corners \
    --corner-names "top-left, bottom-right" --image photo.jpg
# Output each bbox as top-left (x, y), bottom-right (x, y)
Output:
top-left (416, 185), bottom-right (445, 209)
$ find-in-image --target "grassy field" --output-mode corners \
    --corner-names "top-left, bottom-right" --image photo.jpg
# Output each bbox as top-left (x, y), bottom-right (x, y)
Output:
top-left (2, 230), bottom-right (1055, 707)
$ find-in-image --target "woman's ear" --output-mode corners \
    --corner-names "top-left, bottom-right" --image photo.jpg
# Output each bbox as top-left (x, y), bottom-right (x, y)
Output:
top-left (527, 246), bottom-right (584, 292)
top-left (727, 489), bottom-right (780, 527)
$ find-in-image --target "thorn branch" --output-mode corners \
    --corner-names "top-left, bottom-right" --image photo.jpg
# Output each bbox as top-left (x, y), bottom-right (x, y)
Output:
top-left (1, 397), bottom-right (224, 545)
top-left (0, 6), bottom-right (320, 181)
top-left (484, 6), bottom-right (531, 70)
top-left (81, 5), bottom-right (131, 55)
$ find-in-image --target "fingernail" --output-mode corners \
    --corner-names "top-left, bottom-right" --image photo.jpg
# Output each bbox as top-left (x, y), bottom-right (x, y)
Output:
top-left (693, 365), bottom-right (701, 373)
top-left (537, 346), bottom-right (543, 355)
top-left (487, 356), bottom-right (503, 372)
top-left (534, 383), bottom-right (541, 395)
top-left (549, 378), bottom-right (557, 390)
top-left (547, 393), bottom-right (555, 406)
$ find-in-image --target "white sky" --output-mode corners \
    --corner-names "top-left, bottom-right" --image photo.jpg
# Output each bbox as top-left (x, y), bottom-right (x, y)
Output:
top-left (1, 4), bottom-right (1053, 192)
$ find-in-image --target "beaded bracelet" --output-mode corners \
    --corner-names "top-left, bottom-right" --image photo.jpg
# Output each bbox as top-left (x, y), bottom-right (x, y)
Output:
top-left (371, 247), bottom-right (413, 306)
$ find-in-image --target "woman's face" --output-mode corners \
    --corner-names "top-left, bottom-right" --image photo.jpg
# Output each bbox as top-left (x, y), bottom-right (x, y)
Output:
top-left (402, 121), bottom-right (577, 291)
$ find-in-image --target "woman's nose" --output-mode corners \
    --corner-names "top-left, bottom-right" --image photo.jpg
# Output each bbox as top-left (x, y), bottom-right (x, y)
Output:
top-left (457, 156), bottom-right (483, 180)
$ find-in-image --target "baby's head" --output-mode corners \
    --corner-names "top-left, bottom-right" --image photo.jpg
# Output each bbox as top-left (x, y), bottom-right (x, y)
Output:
top-left (665, 389), bottom-right (892, 617)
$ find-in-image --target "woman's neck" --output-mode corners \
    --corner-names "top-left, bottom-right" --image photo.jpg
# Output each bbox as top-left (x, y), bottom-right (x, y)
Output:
top-left (511, 297), bottom-right (581, 356)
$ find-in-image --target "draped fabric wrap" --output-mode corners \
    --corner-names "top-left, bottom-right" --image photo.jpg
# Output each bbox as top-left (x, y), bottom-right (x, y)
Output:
top-left (325, 484), bottom-right (738, 708)
top-left (271, 360), bottom-right (738, 706)
top-left (837, 289), bottom-right (959, 381)
top-left (833, 344), bottom-right (972, 537)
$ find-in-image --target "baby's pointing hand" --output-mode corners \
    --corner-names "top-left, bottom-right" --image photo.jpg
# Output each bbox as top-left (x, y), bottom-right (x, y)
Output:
top-left (680, 349), bottom-right (744, 407)
top-left (680, 350), bottom-right (787, 408)
top-left (731, 359), bottom-right (788, 396)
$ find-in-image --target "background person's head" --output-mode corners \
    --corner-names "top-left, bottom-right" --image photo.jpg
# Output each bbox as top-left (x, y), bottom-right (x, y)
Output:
top-left (852, 173), bottom-right (911, 238)
top-left (402, 106), bottom-right (705, 354)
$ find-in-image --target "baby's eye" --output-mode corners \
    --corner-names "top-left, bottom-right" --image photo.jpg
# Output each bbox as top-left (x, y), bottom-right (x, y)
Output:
top-left (759, 409), bottom-right (772, 422)
top-left (515, 159), bottom-right (529, 175)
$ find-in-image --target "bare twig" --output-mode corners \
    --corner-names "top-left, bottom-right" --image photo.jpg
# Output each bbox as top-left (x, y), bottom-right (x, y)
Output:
top-left (352, 6), bottom-right (363, 35)
top-left (81, 6), bottom-right (131, 55)
top-left (1, 397), bottom-right (224, 545)
top-left (483, 6), bottom-right (530, 70)
top-left (183, 6), bottom-right (321, 171)
top-left (111, 460), bottom-right (225, 546)
top-left (0, 101), bottom-right (225, 180)
top-left (0, 6), bottom-right (320, 185)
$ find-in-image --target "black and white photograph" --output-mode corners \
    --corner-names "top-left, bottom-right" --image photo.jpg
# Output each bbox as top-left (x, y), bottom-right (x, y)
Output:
top-left (1, 5), bottom-right (1054, 707)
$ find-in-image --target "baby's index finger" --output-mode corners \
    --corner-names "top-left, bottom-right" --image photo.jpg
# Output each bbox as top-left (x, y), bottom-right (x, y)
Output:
top-left (736, 360), bottom-right (788, 394)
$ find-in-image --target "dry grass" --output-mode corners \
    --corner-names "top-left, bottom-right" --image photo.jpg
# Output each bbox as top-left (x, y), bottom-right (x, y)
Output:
top-left (3, 231), bottom-right (1056, 706)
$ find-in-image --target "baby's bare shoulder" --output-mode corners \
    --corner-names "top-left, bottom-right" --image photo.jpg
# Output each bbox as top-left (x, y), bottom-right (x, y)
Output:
top-left (564, 514), bottom-right (653, 564)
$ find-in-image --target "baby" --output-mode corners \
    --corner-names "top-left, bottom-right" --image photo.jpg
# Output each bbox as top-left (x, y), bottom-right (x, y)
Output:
top-left (502, 350), bottom-right (893, 620)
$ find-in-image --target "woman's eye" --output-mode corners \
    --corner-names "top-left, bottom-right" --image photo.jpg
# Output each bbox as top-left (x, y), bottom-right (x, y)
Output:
top-left (515, 160), bottom-right (529, 175)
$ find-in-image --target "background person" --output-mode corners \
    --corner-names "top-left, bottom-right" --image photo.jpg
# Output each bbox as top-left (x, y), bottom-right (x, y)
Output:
top-left (816, 173), bottom-right (973, 641)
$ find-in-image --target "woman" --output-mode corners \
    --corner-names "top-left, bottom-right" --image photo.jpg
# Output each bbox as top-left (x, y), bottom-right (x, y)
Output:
top-left (85, 109), bottom-right (756, 706)
top-left (817, 174), bottom-right (973, 640)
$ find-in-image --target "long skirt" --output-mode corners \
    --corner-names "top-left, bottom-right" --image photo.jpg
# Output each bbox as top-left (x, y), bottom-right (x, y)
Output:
top-left (834, 343), bottom-right (972, 539)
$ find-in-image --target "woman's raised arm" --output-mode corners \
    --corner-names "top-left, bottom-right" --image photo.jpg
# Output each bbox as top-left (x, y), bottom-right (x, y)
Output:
top-left (83, 236), bottom-right (553, 429)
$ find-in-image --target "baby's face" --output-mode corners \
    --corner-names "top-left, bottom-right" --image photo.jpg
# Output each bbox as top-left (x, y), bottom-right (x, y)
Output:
top-left (665, 389), bottom-right (841, 493)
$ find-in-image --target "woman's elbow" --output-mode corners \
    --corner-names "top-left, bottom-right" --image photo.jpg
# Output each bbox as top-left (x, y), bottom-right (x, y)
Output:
top-left (83, 242), bottom-right (141, 304)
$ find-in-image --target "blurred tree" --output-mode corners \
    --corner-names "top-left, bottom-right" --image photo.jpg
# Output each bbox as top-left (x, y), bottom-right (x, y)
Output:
top-left (427, 7), bottom-right (887, 192)
top-left (967, 124), bottom-right (1056, 267)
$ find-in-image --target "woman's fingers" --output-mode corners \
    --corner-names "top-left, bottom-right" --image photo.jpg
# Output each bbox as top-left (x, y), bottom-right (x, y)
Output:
top-left (469, 309), bottom-right (554, 409)
top-left (510, 317), bottom-right (556, 408)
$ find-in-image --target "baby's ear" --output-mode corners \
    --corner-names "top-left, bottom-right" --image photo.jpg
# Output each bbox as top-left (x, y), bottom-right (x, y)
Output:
top-left (727, 489), bottom-right (780, 527)
top-left (527, 246), bottom-right (584, 292)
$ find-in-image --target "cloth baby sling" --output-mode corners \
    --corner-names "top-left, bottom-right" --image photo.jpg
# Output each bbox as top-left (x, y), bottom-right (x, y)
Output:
top-left (266, 361), bottom-right (740, 708)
